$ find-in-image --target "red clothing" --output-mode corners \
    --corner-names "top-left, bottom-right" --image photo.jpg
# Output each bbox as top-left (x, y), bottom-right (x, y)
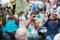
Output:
top-left (51, 1), bottom-right (57, 6)
top-left (51, 21), bottom-right (56, 25)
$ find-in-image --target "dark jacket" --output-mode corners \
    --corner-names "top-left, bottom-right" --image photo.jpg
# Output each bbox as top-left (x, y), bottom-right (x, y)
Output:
top-left (44, 19), bottom-right (60, 35)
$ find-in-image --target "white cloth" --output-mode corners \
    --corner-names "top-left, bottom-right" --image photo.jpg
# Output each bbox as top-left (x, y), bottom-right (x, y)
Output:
top-left (1, 0), bottom-right (10, 4)
top-left (56, 6), bottom-right (60, 18)
top-left (30, 1), bottom-right (44, 9)
top-left (34, 1), bottom-right (40, 5)
top-left (38, 1), bottom-right (44, 9)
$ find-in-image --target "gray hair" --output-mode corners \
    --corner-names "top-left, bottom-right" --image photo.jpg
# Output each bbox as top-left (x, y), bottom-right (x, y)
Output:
top-left (54, 33), bottom-right (60, 40)
top-left (15, 27), bottom-right (27, 38)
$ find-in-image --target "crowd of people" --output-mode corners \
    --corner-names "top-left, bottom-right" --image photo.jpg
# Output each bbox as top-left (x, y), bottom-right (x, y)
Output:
top-left (0, 0), bottom-right (60, 40)
top-left (20, 0), bottom-right (60, 40)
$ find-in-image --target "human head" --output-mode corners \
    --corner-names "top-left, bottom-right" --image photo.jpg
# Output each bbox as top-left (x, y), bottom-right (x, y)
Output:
top-left (54, 33), bottom-right (60, 40)
top-left (15, 27), bottom-right (27, 40)
top-left (30, 12), bottom-right (36, 20)
top-left (8, 16), bottom-right (13, 22)
top-left (48, 13), bottom-right (57, 21)
top-left (35, 8), bottom-right (39, 14)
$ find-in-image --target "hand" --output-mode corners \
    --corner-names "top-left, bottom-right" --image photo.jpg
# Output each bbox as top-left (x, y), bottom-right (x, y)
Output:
top-left (54, 14), bottom-right (59, 19)
top-left (4, 11), bottom-right (8, 15)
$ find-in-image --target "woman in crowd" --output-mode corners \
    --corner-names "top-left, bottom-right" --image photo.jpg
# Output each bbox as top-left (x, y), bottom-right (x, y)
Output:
top-left (2, 10), bottom-right (19, 40)
top-left (43, 13), bottom-right (60, 40)
top-left (34, 8), bottom-right (44, 27)
top-left (25, 12), bottom-right (39, 40)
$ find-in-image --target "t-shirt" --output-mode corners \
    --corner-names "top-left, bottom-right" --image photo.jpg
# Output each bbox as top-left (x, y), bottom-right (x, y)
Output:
top-left (0, 13), bottom-right (3, 27)
top-left (51, 21), bottom-right (56, 25)
top-left (3, 19), bottom-right (18, 33)
top-left (28, 21), bottom-right (38, 35)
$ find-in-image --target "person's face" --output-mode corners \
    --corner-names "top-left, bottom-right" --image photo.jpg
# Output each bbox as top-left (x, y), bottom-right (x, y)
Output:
top-left (35, 8), bottom-right (39, 13)
top-left (49, 14), bottom-right (56, 20)
top-left (30, 14), bottom-right (36, 20)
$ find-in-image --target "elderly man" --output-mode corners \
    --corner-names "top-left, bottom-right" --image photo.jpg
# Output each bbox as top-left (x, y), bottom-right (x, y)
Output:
top-left (15, 27), bottom-right (27, 40)
top-left (54, 33), bottom-right (60, 40)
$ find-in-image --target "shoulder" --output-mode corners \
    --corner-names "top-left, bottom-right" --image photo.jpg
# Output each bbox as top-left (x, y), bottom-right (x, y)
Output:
top-left (45, 19), bottom-right (50, 23)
